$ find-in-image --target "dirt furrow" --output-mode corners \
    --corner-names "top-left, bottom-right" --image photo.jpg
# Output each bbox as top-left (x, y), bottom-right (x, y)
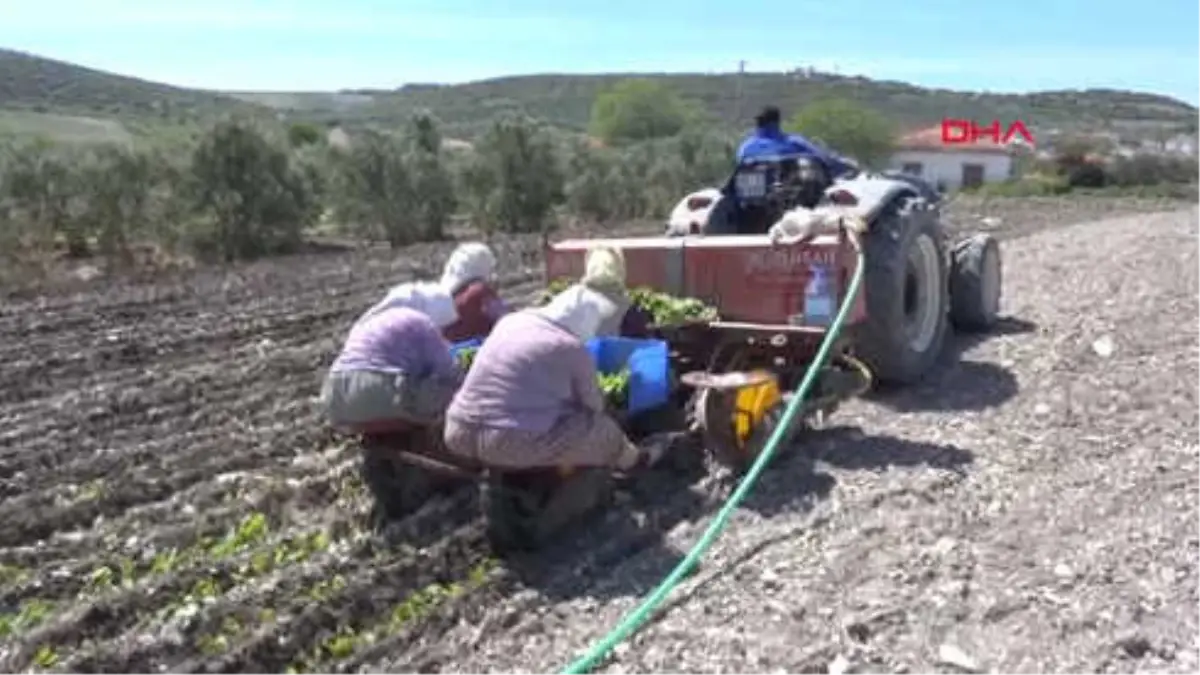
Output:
top-left (95, 491), bottom-right (486, 673)
top-left (178, 521), bottom-right (491, 673)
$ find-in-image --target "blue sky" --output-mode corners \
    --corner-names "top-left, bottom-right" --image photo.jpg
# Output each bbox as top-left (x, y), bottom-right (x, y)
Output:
top-left (3, 0), bottom-right (1197, 104)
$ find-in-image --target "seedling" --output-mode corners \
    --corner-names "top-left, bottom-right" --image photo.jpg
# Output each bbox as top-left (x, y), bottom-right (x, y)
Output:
top-left (0, 599), bottom-right (54, 638)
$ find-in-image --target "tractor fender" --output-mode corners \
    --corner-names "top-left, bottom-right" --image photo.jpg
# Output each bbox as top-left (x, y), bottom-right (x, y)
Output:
top-left (665, 187), bottom-right (723, 236)
top-left (825, 174), bottom-right (922, 222)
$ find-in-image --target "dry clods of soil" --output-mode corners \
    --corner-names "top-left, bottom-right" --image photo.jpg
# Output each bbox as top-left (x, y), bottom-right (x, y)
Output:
top-left (0, 196), bottom-right (1194, 674)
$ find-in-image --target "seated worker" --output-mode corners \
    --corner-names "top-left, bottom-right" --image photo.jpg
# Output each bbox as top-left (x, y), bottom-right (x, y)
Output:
top-left (321, 280), bottom-right (462, 436)
top-left (578, 246), bottom-right (653, 338)
top-left (736, 105), bottom-right (857, 178)
top-left (438, 242), bottom-right (510, 343)
top-left (442, 283), bottom-right (665, 473)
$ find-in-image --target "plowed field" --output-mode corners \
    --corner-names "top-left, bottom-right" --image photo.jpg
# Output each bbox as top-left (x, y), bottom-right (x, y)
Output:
top-left (1, 195), bottom-right (1194, 674)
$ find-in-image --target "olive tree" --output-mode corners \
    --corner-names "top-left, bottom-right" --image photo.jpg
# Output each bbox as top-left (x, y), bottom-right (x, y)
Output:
top-left (462, 116), bottom-right (564, 236)
top-left (786, 99), bottom-right (895, 169)
top-left (188, 119), bottom-right (317, 261)
top-left (589, 79), bottom-right (693, 146)
top-left (0, 139), bottom-right (87, 256)
top-left (75, 145), bottom-right (169, 263)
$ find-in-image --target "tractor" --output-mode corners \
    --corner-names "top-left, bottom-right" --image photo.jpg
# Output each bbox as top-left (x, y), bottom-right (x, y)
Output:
top-left (546, 163), bottom-right (1002, 470)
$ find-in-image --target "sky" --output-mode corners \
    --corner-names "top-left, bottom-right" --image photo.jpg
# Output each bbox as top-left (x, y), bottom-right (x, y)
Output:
top-left (2, 0), bottom-right (1198, 104)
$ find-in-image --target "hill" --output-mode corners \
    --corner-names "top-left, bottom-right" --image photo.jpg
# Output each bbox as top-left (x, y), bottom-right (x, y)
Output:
top-left (237, 71), bottom-right (1199, 141)
top-left (0, 48), bottom-right (270, 142)
top-left (1, 48), bottom-right (1195, 144)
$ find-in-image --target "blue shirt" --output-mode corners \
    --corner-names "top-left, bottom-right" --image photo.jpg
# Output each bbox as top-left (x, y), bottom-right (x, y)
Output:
top-left (735, 123), bottom-right (856, 178)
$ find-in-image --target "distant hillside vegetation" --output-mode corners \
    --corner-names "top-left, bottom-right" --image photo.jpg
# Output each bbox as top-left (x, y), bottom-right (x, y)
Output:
top-left (0, 48), bottom-right (1195, 144)
top-left (0, 48), bottom-right (270, 140)
top-left (238, 72), bottom-right (1199, 140)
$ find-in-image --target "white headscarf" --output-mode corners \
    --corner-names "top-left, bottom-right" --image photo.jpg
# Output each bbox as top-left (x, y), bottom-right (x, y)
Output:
top-left (580, 246), bottom-right (631, 337)
top-left (580, 246), bottom-right (627, 296)
top-left (534, 284), bottom-right (619, 343)
top-left (440, 242), bottom-right (497, 295)
top-left (355, 280), bottom-right (459, 329)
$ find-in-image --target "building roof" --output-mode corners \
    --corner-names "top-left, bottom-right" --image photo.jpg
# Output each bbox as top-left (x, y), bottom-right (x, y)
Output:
top-left (895, 125), bottom-right (1024, 155)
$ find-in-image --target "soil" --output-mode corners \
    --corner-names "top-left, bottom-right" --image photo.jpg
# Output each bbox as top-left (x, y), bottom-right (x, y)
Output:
top-left (0, 194), bottom-right (1194, 674)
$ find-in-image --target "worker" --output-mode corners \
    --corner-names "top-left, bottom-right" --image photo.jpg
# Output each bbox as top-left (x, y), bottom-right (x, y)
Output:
top-left (578, 246), bottom-right (653, 338)
top-left (438, 242), bottom-right (510, 343)
top-left (442, 281), bottom-right (665, 473)
top-left (321, 279), bottom-right (462, 435)
top-left (736, 105), bottom-right (857, 179)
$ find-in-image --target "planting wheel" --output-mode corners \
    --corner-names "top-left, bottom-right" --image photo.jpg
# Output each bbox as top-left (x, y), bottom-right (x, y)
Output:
top-left (738, 400), bottom-right (800, 470)
top-left (857, 198), bottom-right (950, 385)
top-left (950, 233), bottom-right (1003, 331)
top-left (690, 377), bottom-right (799, 474)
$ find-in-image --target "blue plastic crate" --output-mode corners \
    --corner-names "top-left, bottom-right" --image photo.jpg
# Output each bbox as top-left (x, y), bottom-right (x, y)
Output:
top-left (448, 337), bottom-right (483, 360)
top-left (585, 336), bottom-right (671, 415)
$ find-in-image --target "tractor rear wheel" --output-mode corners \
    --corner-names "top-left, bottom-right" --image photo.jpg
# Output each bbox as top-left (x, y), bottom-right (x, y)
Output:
top-left (858, 199), bottom-right (950, 385)
top-left (949, 233), bottom-right (1002, 331)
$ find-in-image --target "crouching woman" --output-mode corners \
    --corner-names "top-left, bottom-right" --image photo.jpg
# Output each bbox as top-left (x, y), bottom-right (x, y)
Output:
top-left (439, 242), bottom-right (510, 343)
top-left (443, 283), bottom-right (661, 474)
top-left (578, 246), bottom-right (653, 339)
top-left (321, 281), bottom-right (464, 520)
top-left (323, 280), bottom-right (462, 434)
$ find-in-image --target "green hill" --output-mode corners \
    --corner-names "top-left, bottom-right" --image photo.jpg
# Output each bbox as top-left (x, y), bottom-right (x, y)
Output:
top-left (240, 72), bottom-right (1198, 141)
top-left (2, 48), bottom-right (1195, 144)
top-left (0, 48), bottom-right (271, 143)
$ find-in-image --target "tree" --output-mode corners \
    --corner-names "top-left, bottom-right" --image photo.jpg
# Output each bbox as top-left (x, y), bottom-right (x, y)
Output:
top-left (76, 145), bottom-right (163, 263)
top-left (329, 130), bottom-right (418, 248)
top-left (402, 114), bottom-right (456, 241)
top-left (287, 122), bottom-right (323, 148)
top-left (589, 79), bottom-right (691, 146)
top-left (330, 116), bottom-right (456, 247)
top-left (0, 140), bottom-right (87, 257)
top-left (463, 116), bottom-right (564, 236)
top-left (564, 141), bottom-right (643, 223)
top-left (785, 99), bottom-right (895, 169)
top-left (188, 120), bottom-right (317, 261)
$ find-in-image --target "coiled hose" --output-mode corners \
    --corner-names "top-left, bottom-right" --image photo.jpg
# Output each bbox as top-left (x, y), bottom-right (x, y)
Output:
top-left (561, 225), bottom-right (867, 674)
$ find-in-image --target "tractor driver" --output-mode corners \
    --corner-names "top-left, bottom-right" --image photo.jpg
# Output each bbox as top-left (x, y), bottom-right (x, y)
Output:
top-left (715, 106), bottom-right (859, 235)
top-left (736, 106), bottom-right (857, 179)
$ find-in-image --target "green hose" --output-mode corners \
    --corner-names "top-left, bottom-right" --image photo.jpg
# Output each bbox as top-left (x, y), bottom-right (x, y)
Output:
top-left (560, 234), bottom-right (867, 675)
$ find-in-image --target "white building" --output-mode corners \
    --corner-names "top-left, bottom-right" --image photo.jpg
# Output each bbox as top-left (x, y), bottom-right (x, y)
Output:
top-left (1150, 133), bottom-right (1198, 157)
top-left (888, 125), bottom-right (1026, 191)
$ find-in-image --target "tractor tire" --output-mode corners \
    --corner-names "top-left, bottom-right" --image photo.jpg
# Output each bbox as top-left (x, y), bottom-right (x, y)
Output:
top-left (858, 198), bottom-right (950, 386)
top-left (949, 233), bottom-right (1002, 332)
top-left (483, 469), bottom-right (612, 553)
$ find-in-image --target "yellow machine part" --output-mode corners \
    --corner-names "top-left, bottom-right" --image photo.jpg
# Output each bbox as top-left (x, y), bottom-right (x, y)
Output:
top-left (732, 371), bottom-right (782, 447)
